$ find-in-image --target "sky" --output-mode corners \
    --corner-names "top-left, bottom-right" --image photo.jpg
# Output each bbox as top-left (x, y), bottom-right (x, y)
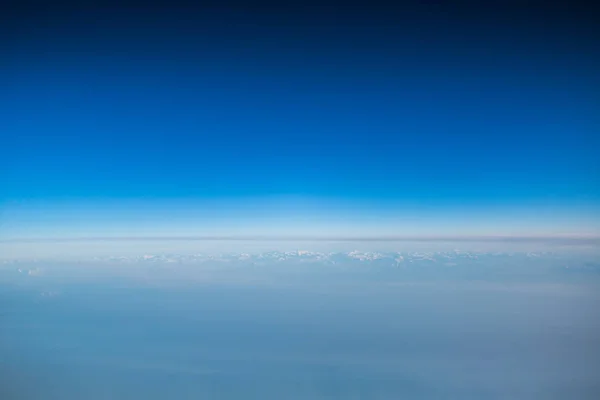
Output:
top-left (1, 1), bottom-right (599, 240)
top-left (2, 7), bottom-right (600, 398)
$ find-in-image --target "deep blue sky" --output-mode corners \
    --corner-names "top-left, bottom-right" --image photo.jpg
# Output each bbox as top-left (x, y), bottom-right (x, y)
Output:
top-left (1, 2), bottom-right (599, 237)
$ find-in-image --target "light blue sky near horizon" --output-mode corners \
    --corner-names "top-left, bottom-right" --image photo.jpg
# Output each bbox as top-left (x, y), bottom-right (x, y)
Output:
top-left (1, 196), bottom-right (600, 240)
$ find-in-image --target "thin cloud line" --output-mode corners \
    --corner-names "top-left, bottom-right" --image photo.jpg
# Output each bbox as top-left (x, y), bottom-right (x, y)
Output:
top-left (1, 236), bottom-right (599, 244)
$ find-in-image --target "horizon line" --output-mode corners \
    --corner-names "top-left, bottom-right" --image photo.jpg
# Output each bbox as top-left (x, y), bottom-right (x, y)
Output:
top-left (2, 235), bottom-right (599, 244)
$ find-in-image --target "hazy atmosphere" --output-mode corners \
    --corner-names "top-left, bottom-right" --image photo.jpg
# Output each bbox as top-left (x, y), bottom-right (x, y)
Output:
top-left (1, 1), bottom-right (599, 399)
top-left (2, 239), bottom-right (600, 399)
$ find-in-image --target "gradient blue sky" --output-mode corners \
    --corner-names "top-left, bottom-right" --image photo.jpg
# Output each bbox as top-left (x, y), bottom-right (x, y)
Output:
top-left (1, 3), bottom-right (599, 238)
